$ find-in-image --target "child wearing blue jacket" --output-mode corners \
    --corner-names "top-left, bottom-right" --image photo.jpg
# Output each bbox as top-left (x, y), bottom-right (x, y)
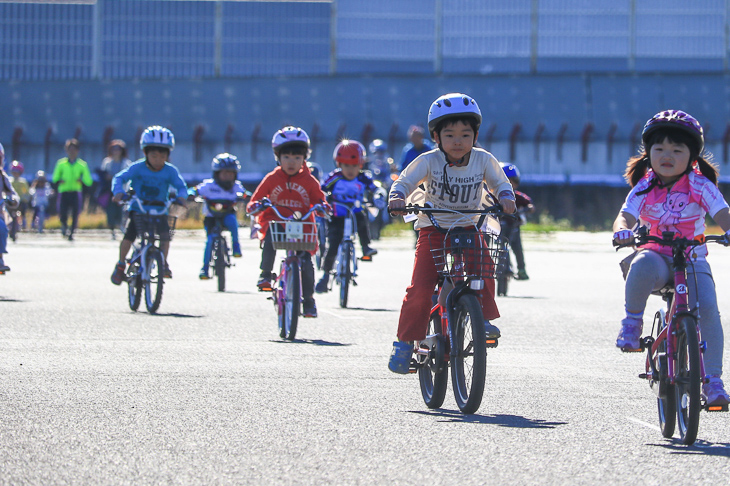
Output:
top-left (110, 126), bottom-right (188, 285)
top-left (188, 153), bottom-right (250, 280)
top-left (315, 140), bottom-right (386, 293)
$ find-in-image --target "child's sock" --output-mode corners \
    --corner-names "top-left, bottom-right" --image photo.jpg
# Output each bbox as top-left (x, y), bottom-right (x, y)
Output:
top-left (625, 309), bottom-right (643, 321)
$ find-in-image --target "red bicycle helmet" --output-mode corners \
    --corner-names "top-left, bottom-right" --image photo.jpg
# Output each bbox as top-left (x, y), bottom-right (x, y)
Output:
top-left (333, 140), bottom-right (366, 166)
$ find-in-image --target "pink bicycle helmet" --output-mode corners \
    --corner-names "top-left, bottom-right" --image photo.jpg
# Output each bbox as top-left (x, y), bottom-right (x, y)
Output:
top-left (642, 110), bottom-right (704, 152)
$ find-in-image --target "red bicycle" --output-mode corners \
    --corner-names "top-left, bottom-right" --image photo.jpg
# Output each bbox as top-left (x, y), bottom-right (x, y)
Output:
top-left (616, 228), bottom-right (729, 445)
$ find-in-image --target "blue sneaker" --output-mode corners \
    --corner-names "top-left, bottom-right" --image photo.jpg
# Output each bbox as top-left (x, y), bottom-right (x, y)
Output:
top-left (616, 317), bottom-right (643, 351)
top-left (388, 340), bottom-right (413, 374)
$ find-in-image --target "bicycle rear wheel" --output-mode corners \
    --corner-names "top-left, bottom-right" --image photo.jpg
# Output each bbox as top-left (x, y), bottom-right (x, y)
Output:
top-left (282, 260), bottom-right (300, 340)
top-left (144, 249), bottom-right (165, 314)
top-left (214, 238), bottom-right (226, 292)
top-left (127, 262), bottom-right (142, 311)
top-left (339, 242), bottom-right (352, 308)
top-left (675, 316), bottom-right (701, 445)
top-left (450, 293), bottom-right (487, 414)
top-left (418, 309), bottom-right (448, 409)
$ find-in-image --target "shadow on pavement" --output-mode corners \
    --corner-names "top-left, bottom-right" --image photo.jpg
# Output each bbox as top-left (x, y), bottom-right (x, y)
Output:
top-left (408, 409), bottom-right (568, 428)
top-left (270, 339), bottom-right (351, 347)
top-left (647, 440), bottom-right (730, 456)
top-left (148, 312), bottom-right (204, 318)
top-left (0, 296), bottom-right (24, 302)
top-left (345, 307), bottom-right (397, 312)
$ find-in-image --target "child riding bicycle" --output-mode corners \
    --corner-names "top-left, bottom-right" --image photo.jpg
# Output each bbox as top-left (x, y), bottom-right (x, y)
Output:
top-left (315, 139), bottom-right (386, 293)
top-left (110, 126), bottom-right (188, 285)
top-left (188, 153), bottom-right (250, 280)
top-left (612, 110), bottom-right (730, 406)
top-left (387, 92), bottom-right (516, 374)
top-left (246, 126), bottom-right (330, 318)
top-left (499, 162), bottom-right (535, 281)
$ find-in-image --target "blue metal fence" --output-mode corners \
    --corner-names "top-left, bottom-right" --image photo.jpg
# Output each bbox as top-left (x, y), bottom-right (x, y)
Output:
top-left (3, 0), bottom-right (730, 81)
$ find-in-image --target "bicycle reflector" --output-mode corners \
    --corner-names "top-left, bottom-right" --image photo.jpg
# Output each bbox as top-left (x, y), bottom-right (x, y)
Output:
top-left (707, 404), bottom-right (729, 412)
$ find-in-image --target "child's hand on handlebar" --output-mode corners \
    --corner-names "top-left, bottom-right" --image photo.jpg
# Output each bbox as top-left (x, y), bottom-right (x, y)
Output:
top-left (112, 193), bottom-right (125, 204)
top-left (388, 193), bottom-right (406, 215)
top-left (499, 198), bottom-right (516, 214)
top-left (613, 229), bottom-right (633, 246)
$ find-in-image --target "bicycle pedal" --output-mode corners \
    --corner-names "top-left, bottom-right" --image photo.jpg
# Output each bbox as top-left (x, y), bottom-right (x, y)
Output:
top-left (408, 359), bottom-right (419, 374)
top-left (485, 338), bottom-right (498, 348)
top-left (706, 403), bottom-right (729, 412)
top-left (352, 280), bottom-right (358, 287)
top-left (638, 373), bottom-right (649, 379)
top-left (360, 255), bottom-right (373, 262)
top-left (620, 345), bottom-right (643, 353)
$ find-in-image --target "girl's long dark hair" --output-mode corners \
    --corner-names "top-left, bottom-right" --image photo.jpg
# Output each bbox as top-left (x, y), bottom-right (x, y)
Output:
top-left (624, 127), bottom-right (719, 187)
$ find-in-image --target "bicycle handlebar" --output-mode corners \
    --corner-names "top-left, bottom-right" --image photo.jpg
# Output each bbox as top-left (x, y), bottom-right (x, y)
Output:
top-left (614, 229), bottom-right (730, 251)
top-left (398, 203), bottom-right (506, 217)
top-left (249, 199), bottom-right (330, 221)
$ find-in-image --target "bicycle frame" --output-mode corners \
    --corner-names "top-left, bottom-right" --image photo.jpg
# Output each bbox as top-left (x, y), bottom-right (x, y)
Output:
top-left (126, 196), bottom-right (172, 282)
top-left (334, 205), bottom-right (360, 281)
top-left (645, 251), bottom-right (706, 390)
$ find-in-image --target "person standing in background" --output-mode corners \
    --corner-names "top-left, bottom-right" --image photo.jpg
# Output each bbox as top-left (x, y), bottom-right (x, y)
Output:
top-left (98, 140), bottom-right (131, 239)
top-left (52, 138), bottom-right (92, 241)
top-left (399, 125), bottom-right (433, 171)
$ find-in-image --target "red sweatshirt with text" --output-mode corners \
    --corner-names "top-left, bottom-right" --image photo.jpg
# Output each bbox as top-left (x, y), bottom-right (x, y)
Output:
top-left (247, 165), bottom-right (325, 243)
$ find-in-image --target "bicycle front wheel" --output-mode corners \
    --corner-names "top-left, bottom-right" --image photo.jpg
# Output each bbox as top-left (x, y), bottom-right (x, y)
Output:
top-left (450, 294), bottom-right (487, 414)
top-left (144, 249), bottom-right (165, 314)
top-left (418, 309), bottom-right (448, 409)
top-left (675, 316), bottom-right (701, 445)
top-left (214, 238), bottom-right (226, 292)
top-left (282, 260), bottom-right (300, 340)
top-left (127, 262), bottom-right (142, 311)
top-left (339, 242), bottom-right (352, 308)
top-left (654, 314), bottom-right (676, 438)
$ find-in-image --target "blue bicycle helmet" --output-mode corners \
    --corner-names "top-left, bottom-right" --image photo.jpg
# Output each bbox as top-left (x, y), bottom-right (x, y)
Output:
top-left (212, 153), bottom-right (241, 173)
top-left (140, 126), bottom-right (175, 152)
top-left (500, 162), bottom-right (520, 183)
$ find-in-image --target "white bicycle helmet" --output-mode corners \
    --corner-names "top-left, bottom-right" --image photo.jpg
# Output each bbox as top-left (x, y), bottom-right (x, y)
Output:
top-left (140, 126), bottom-right (175, 151)
top-left (271, 126), bottom-right (310, 157)
top-left (427, 93), bottom-right (482, 138)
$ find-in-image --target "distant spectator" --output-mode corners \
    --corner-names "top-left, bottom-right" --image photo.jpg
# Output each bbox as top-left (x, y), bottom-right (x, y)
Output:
top-left (399, 125), bottom-right (433, 171)
top-left (52, 138), bottom-right (92, 241)
top-left (98, 140), bottom-right (132, 239)
top-left (30, 170), bottom-right (53, 233)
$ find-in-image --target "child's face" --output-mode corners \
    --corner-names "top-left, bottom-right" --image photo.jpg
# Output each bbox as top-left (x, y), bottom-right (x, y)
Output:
top-left (339, 163), bottom-right (360, 180)
top-left (649, 137), bottom-right (691, 184)
top-left (279, 153), bottom-right (305, 176)
top-left (434, 120), bottom-right (477, 163)
top-left (508, 177), bottom-right (519, 190)
top-left (218, 169), bottom-right (236, 182)
top-left (146, 148), bottom-right (169, 170)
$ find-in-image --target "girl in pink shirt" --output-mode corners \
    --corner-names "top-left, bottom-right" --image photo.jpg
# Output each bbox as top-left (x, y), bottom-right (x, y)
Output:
top-left (613, 110), bottom-right (730, 406)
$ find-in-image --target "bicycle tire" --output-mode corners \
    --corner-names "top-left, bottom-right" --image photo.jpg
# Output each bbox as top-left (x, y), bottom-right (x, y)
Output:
top-left (283, 260), bottom-right (300, 340)
top-left (215, 238), bottom-right (226, 292)
top-left (127, 262), bottom-right (142, 311)
top-left (675, 316), bottom-right (701, 445)
top-left (339, 242), bottom-right (352, 308)
top-left (144, 249), bottom-right (165, 314)
top-left (654, 314), bottom-right (676, 438)
top-left (418, 309), bottom-right (449, 409)
top-left (450, 293), bottom-right (487, 414)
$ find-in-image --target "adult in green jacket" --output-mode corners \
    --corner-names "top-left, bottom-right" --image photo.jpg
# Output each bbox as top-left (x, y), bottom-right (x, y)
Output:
top-left (52, 138), bottom-right (92, 241)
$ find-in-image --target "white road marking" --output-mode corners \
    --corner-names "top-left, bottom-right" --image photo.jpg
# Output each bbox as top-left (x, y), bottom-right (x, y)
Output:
top-left (320, 309), bottom-right (365, 320)
top-left (627, 416), bottom-right (660, 432)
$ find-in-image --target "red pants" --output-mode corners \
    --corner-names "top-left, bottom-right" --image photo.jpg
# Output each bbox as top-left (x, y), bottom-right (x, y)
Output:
top-left (397, 226), bottom-right (500, 342)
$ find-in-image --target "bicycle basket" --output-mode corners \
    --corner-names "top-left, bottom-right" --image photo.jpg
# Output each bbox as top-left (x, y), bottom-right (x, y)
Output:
top-left (132, 213), bottom-right (177, 240)
top-left (269, 220), bottom-right (317, 251)
top-left (431, 229), bottom-right (507, 279)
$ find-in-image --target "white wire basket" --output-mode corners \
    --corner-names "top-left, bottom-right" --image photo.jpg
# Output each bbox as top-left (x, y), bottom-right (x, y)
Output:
top-left (269, 220), bottom-right (318, 251)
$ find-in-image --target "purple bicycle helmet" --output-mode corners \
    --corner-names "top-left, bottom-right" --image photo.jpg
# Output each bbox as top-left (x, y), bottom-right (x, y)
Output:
top-left (641, 110), bottom-right (704, 152)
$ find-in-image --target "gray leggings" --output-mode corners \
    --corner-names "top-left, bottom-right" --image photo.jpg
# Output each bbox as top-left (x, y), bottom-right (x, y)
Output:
top-left (625, 250), bottom-right (724, 377)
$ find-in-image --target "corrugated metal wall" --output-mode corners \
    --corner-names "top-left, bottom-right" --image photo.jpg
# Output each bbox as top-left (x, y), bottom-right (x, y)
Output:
top-left (1, 0), bottom-right (729, 80)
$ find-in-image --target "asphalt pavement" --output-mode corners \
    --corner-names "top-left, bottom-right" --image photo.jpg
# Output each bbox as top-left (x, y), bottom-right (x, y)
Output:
top-left (1, 229), bottom-right (729, 484)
